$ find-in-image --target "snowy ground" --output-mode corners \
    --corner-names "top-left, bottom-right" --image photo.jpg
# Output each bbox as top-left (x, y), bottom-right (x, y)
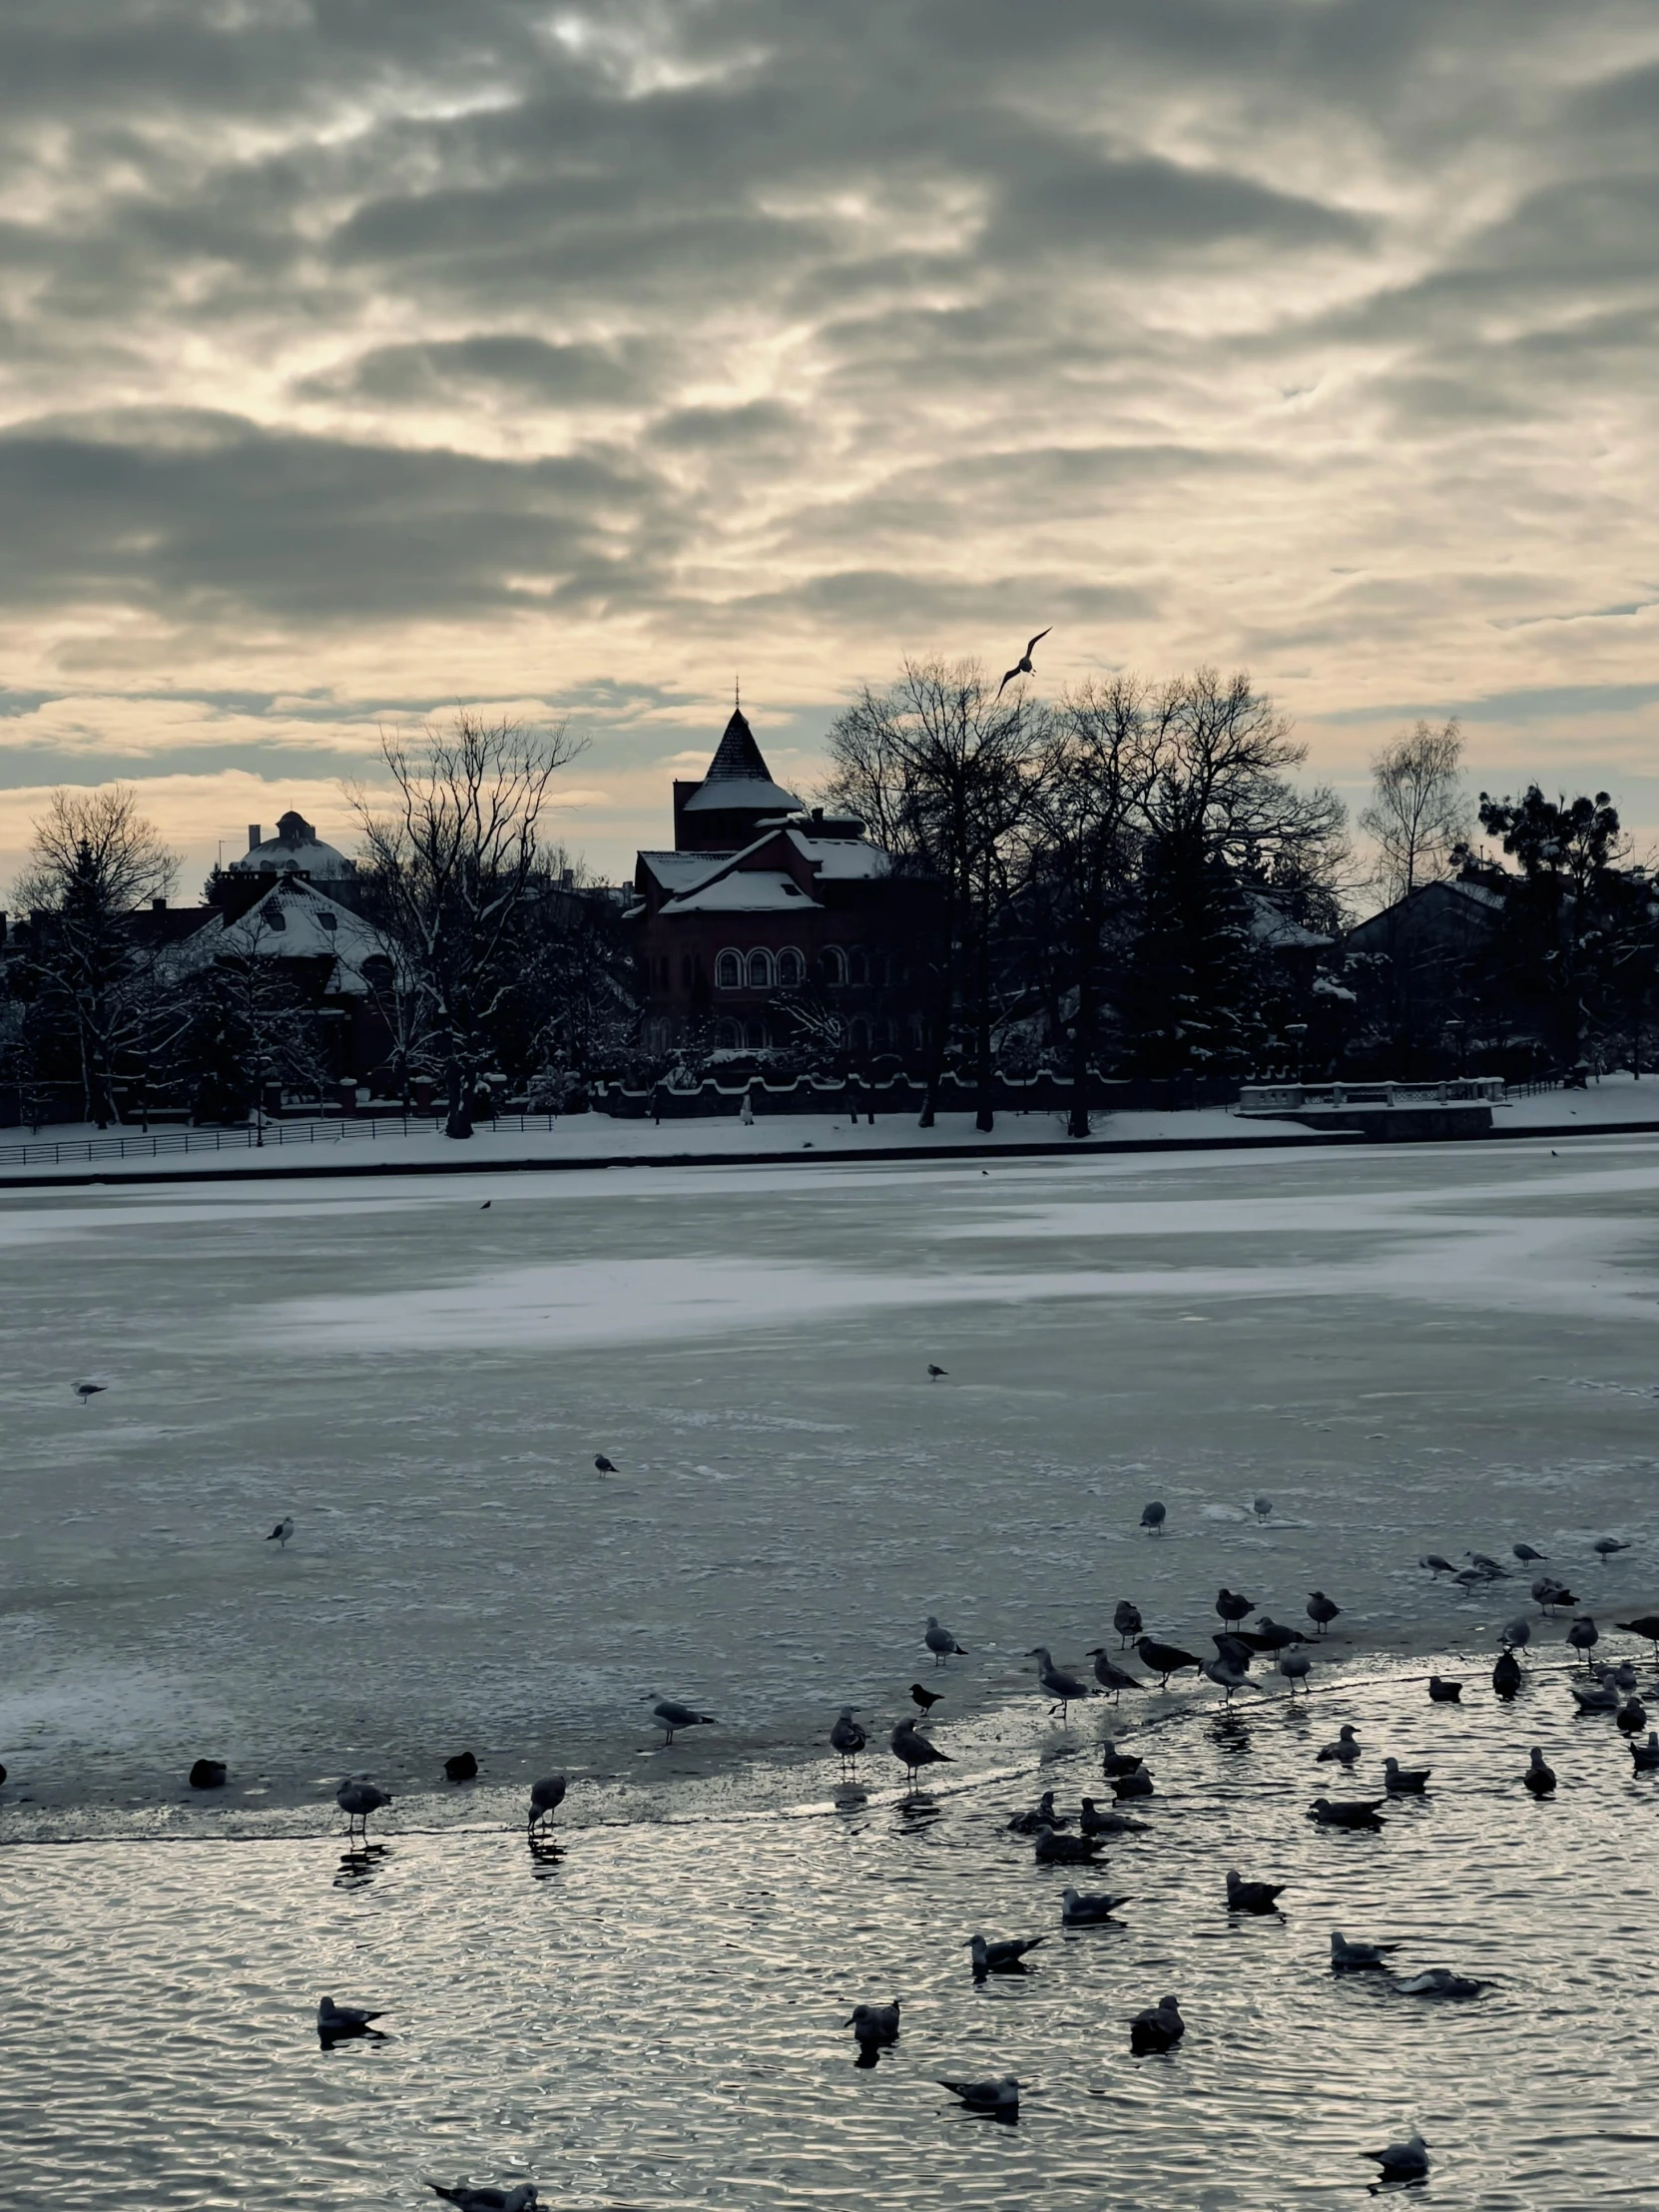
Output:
top-left (2, 1131), bottom-right (1657, 1836)
top-left (4, 1069), bottom-right (1659, 1184)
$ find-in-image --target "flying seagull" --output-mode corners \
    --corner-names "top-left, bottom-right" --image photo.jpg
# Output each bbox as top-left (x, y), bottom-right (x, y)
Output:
top-left (994, 628), bottom-right (1051, 699)
top-left (267, 1516), bottom-right (293, 1549)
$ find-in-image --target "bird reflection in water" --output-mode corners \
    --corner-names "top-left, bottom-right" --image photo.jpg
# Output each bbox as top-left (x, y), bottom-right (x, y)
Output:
top-left (527, 1837), bottom-right (565, 1880)
top-left (831, 1783), bottom-right (867, 1816)
top-left (332, 1845), bottom-right (383, 1888)
top-left (894, 1793), bottom-right (943, 1826)
top-left (1210, 1711), bottom-right (1253, 1754)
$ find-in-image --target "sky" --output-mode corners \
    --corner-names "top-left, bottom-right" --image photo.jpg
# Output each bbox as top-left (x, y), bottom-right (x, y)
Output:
top-left (2, 0), bottom-right (1657, 904)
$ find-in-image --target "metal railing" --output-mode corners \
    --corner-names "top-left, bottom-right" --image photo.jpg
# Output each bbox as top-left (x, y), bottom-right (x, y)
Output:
top-left (0, 1109), bottom-right (571, 1170)
top-left (1237, 1078), bottom-right (1504, 1116)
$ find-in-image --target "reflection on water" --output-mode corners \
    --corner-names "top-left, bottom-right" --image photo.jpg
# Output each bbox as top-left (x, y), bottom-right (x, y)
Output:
top-left (4, 1656), bottom-right (1659, 2209)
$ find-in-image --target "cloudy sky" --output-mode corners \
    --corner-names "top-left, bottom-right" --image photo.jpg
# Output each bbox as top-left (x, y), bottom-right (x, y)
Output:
top-left (3, 0), bottom-right (1657, 899)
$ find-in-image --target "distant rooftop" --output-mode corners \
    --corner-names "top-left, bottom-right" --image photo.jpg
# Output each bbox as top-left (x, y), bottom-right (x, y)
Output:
top-left (230, 809), bottom-right (357, 881)
top-left (680, 709), bottom-right (803, 817)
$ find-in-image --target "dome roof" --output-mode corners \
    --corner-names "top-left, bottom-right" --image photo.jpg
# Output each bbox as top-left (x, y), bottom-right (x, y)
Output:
top-left (231, 809), bottom-right (357, 880)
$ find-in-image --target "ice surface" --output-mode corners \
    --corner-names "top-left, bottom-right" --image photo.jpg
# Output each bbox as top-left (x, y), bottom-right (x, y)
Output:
top-left (2, 1137), bottom-right (1657, 1832)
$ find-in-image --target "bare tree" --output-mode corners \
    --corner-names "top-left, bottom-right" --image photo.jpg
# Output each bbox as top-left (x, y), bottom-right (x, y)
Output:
top-left (1016, 677), bottom-right (1157, 1135)
top-left (824, 659), bottom-right (1044, 1129)
top-left (349, 712), bottom-right (585, 1136)
top-left (13, 786), bottom-right (179, 1125)
top-left (1359, 719), bottom-right (1469, 905)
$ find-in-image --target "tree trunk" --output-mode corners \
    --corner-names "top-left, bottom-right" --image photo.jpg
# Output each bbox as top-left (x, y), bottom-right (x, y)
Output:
top-left (1068, 989), bottom-right (1093, 1139)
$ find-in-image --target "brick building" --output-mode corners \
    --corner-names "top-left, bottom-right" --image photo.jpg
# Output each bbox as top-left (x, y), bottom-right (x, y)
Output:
top-left (629, 707), bottom-right (937, 1055)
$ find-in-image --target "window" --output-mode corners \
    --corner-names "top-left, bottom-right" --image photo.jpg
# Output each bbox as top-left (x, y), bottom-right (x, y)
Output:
top-left (317, 911), bottom-right (337, 933)
top-left (716, 1018), bottom-right (740, 1048)
top-left (681, 953), bottom-right (693, 987)
top-left (776, 946), bottom-right (804, 987)
top-left (747, 948), bottom-right (773, 988)
top-left (849, 1016), bottom-right (870, 1050)
top-left (820, 945), bottom-right (846, 986)
top-left (716, 949), bottom-right (742, 989)
top-left (847, 948), bottom-right (868, 986)
top-left (745, 1019), bottom-right (768, 1049)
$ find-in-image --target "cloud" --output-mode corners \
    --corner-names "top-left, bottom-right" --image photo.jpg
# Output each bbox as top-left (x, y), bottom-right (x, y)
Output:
top-left (0, 0), bottom-right (1654, 873)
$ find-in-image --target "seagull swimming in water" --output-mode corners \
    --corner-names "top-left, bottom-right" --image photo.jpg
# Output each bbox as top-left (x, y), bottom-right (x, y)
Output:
top-left (1362, 2133), bottom-right (1429, 2186)
top-left (317, 1995), bottom-right (385, 2042)
top-left (966, 1933), bottom-right (1044, 1976)
top-left (939, 2072), bottom-right (1019, 2112)
top-left (1129, 1993), bottom-right (1185, 2053)
top-left (427, 2187), bottom-right (539, 2212)
top-left (1331, 1931), bottom-right (1400, 1971)
top-left (1060, 1885), bottom-right (1131, 1925)
top-left (994, 628), bottom-right (1051, 699)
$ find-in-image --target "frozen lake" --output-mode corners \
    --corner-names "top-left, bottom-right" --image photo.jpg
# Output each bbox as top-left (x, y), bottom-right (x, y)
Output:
top-left (2, 1135), bottom-right (1658, 1829)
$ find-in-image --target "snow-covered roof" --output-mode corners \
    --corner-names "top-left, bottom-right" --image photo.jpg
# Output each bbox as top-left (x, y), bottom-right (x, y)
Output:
top-left (680, 708), bottom-right (803, 815)
top-left (1246, 892), bottom-right (1331, 950)
top-left (661, 870), bottom-right (823, 914)
top-left (230, 808), bottom-right (357, 881)
top-left (638, 849), bottom-right (732, 893)
top-left (187, 877), bottom-right (397, 994)
top-left (1443, 876), bottom-right (1506, 912)
top-left (787, 830), bottom-right (890, 880)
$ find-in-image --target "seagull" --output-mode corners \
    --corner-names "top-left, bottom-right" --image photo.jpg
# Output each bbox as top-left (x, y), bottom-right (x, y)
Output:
top-left (994, 628), bottom-right (1051, 699)
top-left (1078, 1796), bottom-right (1147, 1836)
top-left (316, 1995), bottom-right (385, 2042)
top-left (1084, 1648), bottom-right (1145, 1701)
top-left (1419, 1554), bottom-right (1455, 1577)
top-left (1139, 1501), bottom-right (1166, 1535)
top-left (528, 1774), bottom-right (567, 1835)
top-left (1465, 1551), bottom-right (1509, 1578)
top-left (1566, 1617), bottom-right (1600, 1668)
top-left (1569, 1679), bottom-right (1618, 1713)
top-left (1394, 1968), bottom-right (1486, 1998)
top-left (1061, 1886), bottom-right (1130, 1925)
top-left (594, 1453), bottom-right (617, 1473)
top-left (74, 1381), bottom-right (107, 1403)
top-left (1382, 1757), bottom-right (1430, 1795)
top-left (335, 1777), bottom-right (391, 1845)
top-left (1216, 1587), bottom-right (1255, 1626)
top-left (908, 1682), bottom-right (944, 1713)
top-left (1512, 1542), bottom-right (1548, 1565)
top-left (1135, 1635), bottom-right (1201, 1688)
top-left (1492, 1650), bottom-right (1523, 1697)
top-left (1226, 1870), bottom-right (1285, 1914)
top-left (1533, 1576), bottom-right (1578, 1612)
top-left (1630, 1730), bottom-right (1659, 1772)
top-left (1616, 1696), bottom-right (1648, 1736)
top-left (1603, 1658), bottom-right (1640, 1694)
top-left (1317, 1724), bottom-right (1362, 1766)
top-left (966, 1933), bottom-right (1044, 1976)
top-left (927, 1364), bottom-right (948, 1379)
top-left (1243, 1616), bottom-right (1309, 1653)
top-left (830, 1707), bottom-right (866, 1774)
top-left (925, 1615), bottom-right (967, 1666)
top-left (1278, 1649), bottom-right (1313, 1695)
top-left (1594, 1537), bottom-right (1631, 1561)
top-left (890, 1719), bottom-right (951, 1789)
top-left (427, 2188), bottom-right (539, 2212)
top-left (1616, 1614), bottom-right (1659, 1659)
top-left (1426, 1675), bottom-right (1462, 1702)
top-left (1129, 1994), bottom-right (1185, 2054)
top-left (1253, 1495), bottom-right (1273, 1521)
top-left (444, 1751), bottom-right (478, 1783)
top-left (1499, 1617), bottom-right (1531, 1652)
top-left (1201, 1655), bottom-right (1251, 1703)
top-left (650, 1696), bottom-right (717, 1745)
top-left (189, 1759), bottom-right (227, 1790)
top-left (1028, 1646), bottom-right (1090, 1720)
top-left (1110, 1766), bottom-right (1154, 1801)
top-left (1307, 1590), bottom-right (1341, 1635)
top-left (1033, 1823), bottom-right (1103, 1864)
top-left (845, 2000), bottom-right (900, 2055)
top-left (1331, 1932), bottom-right (1399, 1971)
top-left (938, 2073), bottom-right (1019, 2112)
top-left (267, 1516), bottom-right (293, 1549)
top-left (1007, 1790), bottom-right (1069, 1835)
top-left (1212, 1631), bottom-right (1255, 1672)
top-left (1113, 1600), bottom-right (1143, 1646)
top-left (1098, 1742), bottom-right (1143, 1778)
top-left (1362, 2134), bottom-right (1429, 2186)
top-left (1310, 1797), bottom-right (1384, 1829)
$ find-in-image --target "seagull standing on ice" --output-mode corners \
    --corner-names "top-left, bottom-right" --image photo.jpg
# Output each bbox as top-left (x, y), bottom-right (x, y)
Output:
top-left (267, 1516), bottom-right (293, 1549)
top-left (1028, 1646), bottom-right (1090, 1720)
top-left (649, 1696), bottom-right (717, 1745)
top-left (830, 1708), bottom-right (866, 1775)
top-left (994, 628), bottom-right (1051, 699)
top-left (925, 1615), bottom-right (967, 1665)
top-left (335, 1777), bottom-right (391, 1845)
top-left (528, 1774), bottom-right (567, 1835)
top-left (74, 1381), bottom-right (107, 1404)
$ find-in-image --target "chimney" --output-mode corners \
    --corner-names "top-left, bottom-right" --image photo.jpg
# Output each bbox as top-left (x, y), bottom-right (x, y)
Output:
top-left (152, 895), bottom-right (167, 912)
top-left (248, 825), bottom-right (262, 850)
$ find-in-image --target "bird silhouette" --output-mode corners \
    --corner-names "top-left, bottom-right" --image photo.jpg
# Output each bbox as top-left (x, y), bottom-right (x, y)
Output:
top-left (909, 1681), bottom-right (944, 1713)
top-left (927, 1363), bottom-right (948, 1379)
top-left (594, 1453), bottom-right (617, 1473)
top-left (994, 628), bottom-right (1051, 699)
top-left (74, 1381), bottom-right (107, 1403)
top-left (267, 1516), bottom-right (293, 1549)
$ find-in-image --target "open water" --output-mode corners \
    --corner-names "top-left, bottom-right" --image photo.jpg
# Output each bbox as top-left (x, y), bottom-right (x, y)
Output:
top-left (5, 1653), bottom-right (1658, 2210)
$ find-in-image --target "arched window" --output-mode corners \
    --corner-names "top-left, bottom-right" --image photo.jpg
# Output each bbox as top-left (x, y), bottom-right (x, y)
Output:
top-left (849, 1016), bottom-right (870, 1050)
top-left (747, 948), bottom-right (773, 989)
top-left (716, 1018), bottom-right (741, 1048)
top-left (776, 946), bottom-right (804, 987)
top-left (745, 1019), bottom-right (768, 1049)
top-left (820, 945), bottom-right (846, 986)
top-left (847, 947), bottom-right (868, 986)
top-left (716, 949), bottom-right (742, 990)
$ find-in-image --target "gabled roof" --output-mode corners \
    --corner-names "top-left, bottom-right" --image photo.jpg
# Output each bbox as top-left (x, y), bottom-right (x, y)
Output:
top-left (637, 848), bottom-right (734, 895)
top-left (662, 870), bottom-right (822, 914)
top-left (681, 708), bottom-right (803, 815)
top-left (174, 875), bottom-right (397, 995)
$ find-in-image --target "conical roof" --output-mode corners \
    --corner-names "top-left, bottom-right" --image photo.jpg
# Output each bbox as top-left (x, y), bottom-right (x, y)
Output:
top-left (682, 707), bottom-right (802, 815)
